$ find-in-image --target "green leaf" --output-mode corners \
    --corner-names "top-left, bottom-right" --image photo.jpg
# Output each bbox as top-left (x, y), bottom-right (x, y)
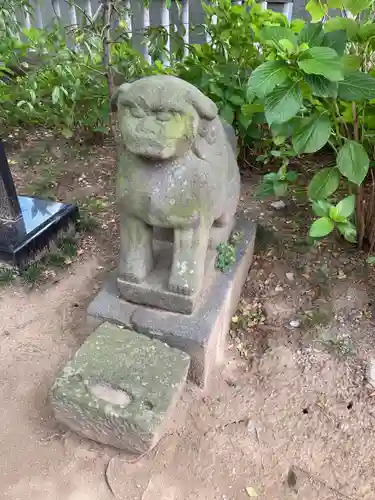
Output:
top-left (308, 166), bottom-right (340, 199)
top-left (273, 181), bottom-right (288, 196)
top-left (366, 255), bottom-right (375, 264)
top-left (292, 114), bottom-right (331, 154)
top-left (324, 18), bottom-right (358, 40)
top-left (306, 0), bottom-right (328, 22)
top-left (358, 23), bottom-right (375, 42)
top-left (271, 118), bottom-right (299, 138)
top-left (52, 86), bottom-right (61, 105)
top-left (309, 217), bottom-right (335, 237)
top-left (298, 47), bottom-right (344, 81)
top-left (260, 26), bottom-right (297, 45)
top-left (338, 73), bottom-right (375, 101)
top-left (329, 206), bottom-right (347, 222)
top-left (343, 0), bottom-right (372, 15)
top-left (229, 95), bottom-right (244, 106)
top-left (209, 83), bottom-right (225, 99)
top-left (305, 74), bottom-right (338, 98)
top-left (322, 30), bottom-right (347, 56)
top-left (337, 141), bottom-right (369, 185)
top-left (264, 82), bottom-right (302, 125)
top-left (336, 194), bottom-right (355, 217)
top-left (327, 0), bottom-right (342, 7)
top-left (312, 199), bottom-right (332, 216)
top-left (220, 104), bottom-right (235, 124)
top-left (336, 221), bottom-right (357, 243)
top-left (342, 54), bottom-right (361, 73)
top-left (247, 61), bottom-right (290, 98)
top-left (297, 23), bottom-right (324, 47)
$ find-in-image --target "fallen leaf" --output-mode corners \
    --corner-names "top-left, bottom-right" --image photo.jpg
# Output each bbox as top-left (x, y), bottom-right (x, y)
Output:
top-left (246, 486), bottom-right (258, 497)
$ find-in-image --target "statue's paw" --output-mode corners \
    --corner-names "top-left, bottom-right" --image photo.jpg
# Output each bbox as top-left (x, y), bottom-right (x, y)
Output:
top-left (119, 265), bottom-right (148, 284)
top-left (168, 276), bottom-right (197, 296)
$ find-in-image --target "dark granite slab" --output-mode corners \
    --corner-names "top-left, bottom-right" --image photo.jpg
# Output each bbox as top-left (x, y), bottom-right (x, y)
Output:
top-left (0, 196), bottom-right (78, 267)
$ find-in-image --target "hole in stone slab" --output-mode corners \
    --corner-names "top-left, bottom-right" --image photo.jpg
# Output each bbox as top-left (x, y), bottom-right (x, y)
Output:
top-left (347, 401), bottom-right (353, 410)
top-left (87, 382), bottom-right (132, 407)
top-left (302, 408), bottom-right (309, 414)
top-left (144, 400), bottom-right (155, 410)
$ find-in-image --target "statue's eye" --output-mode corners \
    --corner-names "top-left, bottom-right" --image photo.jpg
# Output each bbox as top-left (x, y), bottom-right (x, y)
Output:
top-left (130, 106), bottom-right (146, 118)
top-left (156, 111), bottom-right (172, 122)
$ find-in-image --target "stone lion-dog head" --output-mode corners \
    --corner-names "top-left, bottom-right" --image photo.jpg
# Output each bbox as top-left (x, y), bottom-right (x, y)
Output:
top-left (110, 75), bottom-right (219, 161)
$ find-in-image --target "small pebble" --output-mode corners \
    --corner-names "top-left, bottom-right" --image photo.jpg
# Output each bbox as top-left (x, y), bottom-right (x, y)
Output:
top-left (290, 320), bottom-right (300, 328)
top-left (367, 359), bottom-right (375, 388)
top-left (275, 285), bottom-right (283, 292)
top-left (286, 272), bottom-right (295, 281)
top-left (270, 200), bottom-right (286, 210)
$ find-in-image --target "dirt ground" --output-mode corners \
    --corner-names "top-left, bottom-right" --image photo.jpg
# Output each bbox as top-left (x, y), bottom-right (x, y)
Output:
top-left (1, 134), bottom-right (375, 499)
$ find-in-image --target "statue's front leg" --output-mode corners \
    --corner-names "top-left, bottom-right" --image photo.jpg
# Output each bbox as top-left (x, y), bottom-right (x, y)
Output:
top-left (118, 215), bottom-right (154, 283)
top-left (168, 223), bottom-right (210, 296)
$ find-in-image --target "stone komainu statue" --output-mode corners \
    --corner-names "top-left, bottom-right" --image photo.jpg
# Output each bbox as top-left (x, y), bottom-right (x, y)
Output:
top-left (111, 75), bottom-right (241, 297)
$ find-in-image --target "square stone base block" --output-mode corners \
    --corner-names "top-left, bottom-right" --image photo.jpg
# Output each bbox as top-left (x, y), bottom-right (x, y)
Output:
top-left (50, 322), bottom-right (190, 454)
top-left (87, 216), bottom-right (256, 388)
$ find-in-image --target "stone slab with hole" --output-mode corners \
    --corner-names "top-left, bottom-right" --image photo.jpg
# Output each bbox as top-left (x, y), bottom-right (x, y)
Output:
top-left (49, 322), bottom-right (190, 454)
top-left (87, 215), bottom-right (257, 388)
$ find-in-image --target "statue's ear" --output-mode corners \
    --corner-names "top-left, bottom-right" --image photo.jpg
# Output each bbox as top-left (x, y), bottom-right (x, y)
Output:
top-left (188, 87), bottom-right (217, 121)
top-left (110, 82), bottom-right (131, 112)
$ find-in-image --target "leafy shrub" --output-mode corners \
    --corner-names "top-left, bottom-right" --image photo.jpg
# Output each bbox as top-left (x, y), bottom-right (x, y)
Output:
top-left (246, 0), bottom-right (375, 249)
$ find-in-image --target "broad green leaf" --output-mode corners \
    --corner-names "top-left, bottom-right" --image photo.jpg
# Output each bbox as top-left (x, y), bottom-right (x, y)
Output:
top-left (209, 83), bottom-right (225, 99)
top-left (291, 19), bottom-right (305, 33)
top-left (309, 217), bottom-right (335, 237)
top-left (220, 104), bottom-right (235, 124)
top-left (342, 54), bottom-right (361, 73)
top-left (260, 26), bottom-right (297, 45)
top-left (247, 61), bottom-right (290, 98)
top-left (306, 0), bottom-right (328, 22)
top-left (298, 47), bottom-right (344, 81)
top-left (297, 22), bottom-right (324, 47)
top-left (312, 199), bottom-right (332, 216)
top-left (343, 0), bottom-right (371, 15)
top-left (229, 95), bottom-right (244, 106)
top-left (238, 112), bottom-right (252, 130)
top-left (336, 194), bottom-right (355, 217)
top-left (279, 39), bottom-right (296, 54)
top-left (308, 166), bottom-right (340, 199)
top-left (358, 23), bottom-right (375, 42)
top-left (241, 103), bottom-right (264, 116)
top-left (324, 18), bottom-right (358, 40)
top-left (327, 0), bottom-right (342, 7)
top-left (52, 86), bottom-right (61, 105)
top-left (286, 171), bottom-right (298, 182)
top-left (329, 206), bottom-right (347, 222)
top-left (271, 118), bottom-right (299, 138)
top-left (273, 181), bottom-right (288, 196)
top-left (264, 82), bottom-right (302, 125)
top-left (264, 172), bottom-right (280, 182)
top-left (292, 114), bottom-right (331, 154)
top-left (322, 30), bottom-right (347, 56)
top-left (336, 221), bottom-right (357, 243)
top-left (337, 140), bottom-right (369, 185)
top-left (366, 256), bottom-right (375, 264)
top-left (305, 74), bottom-right (338, 98)
top-left (338, 73), bottom-right (375, 101)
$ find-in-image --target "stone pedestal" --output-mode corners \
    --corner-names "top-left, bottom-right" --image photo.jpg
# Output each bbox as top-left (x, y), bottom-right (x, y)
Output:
top-left (50, 322), bottom-right (190, 454)
top-left (87, 216), bottom-right (256, 388)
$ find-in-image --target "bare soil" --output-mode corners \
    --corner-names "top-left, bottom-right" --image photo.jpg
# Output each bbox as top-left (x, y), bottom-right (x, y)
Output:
top-left (1, 134), bottom-right (375, 499)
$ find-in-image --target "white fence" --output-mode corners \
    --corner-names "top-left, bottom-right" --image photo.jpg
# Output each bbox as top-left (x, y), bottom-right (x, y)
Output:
top-left (20, 0), bottom-right (294, 62)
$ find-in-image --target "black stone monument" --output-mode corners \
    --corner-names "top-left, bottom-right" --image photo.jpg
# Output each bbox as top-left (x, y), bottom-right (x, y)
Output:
top-left (0, 139), bottom-right (79, 267)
